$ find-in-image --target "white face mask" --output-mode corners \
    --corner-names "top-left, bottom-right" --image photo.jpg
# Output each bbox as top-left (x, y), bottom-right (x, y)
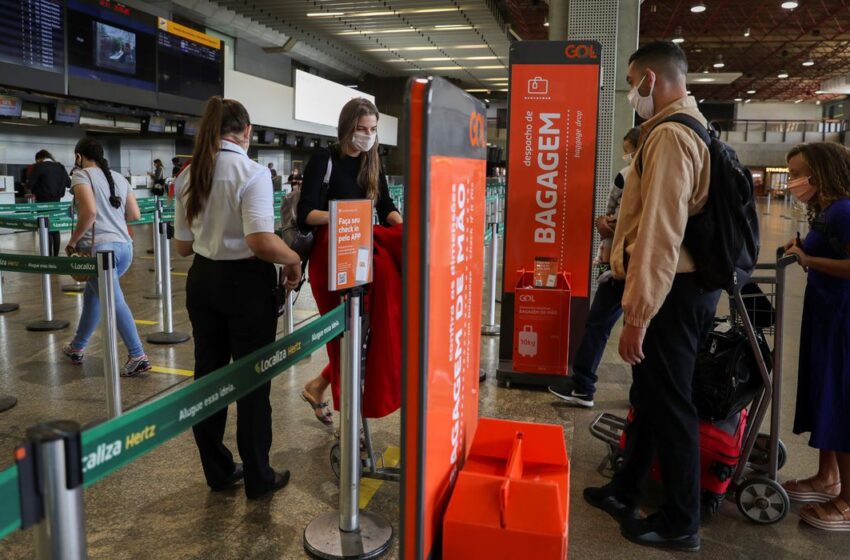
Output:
top-left (352, 132), bottom-right (376, 153)
top-left (628, 73), bottom-right (655, 119)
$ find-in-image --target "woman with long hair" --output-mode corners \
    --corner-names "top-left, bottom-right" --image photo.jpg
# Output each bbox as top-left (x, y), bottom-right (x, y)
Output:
top-left (63, 137), bottom-right (150, 376)
top-left (173, 97), bottom-right (302, 500)
top-left (782, 142), bottom-right (850, 531)
top-left (298, 97), bottom-right (403, 426)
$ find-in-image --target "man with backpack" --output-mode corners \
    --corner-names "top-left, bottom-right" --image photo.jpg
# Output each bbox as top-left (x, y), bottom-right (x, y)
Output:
top-left (583, 42), bottom-right (731, 552)
top-left (27, 149), bottom-right (70, 256)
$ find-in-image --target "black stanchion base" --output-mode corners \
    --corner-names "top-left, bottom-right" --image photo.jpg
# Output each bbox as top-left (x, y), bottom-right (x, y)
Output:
top-left (62, 283), bottom-right (86, 293)
top-left (147, 331), bottom-right (191, 345)
top-left (0, 395), bottom-right (17, 412)
top-left (142, 293), bottom-right (162, 300)
top-left (0, 303), bottom-right (19, 313)
top-left (26, 319), bottom-right (70, 332)
top-left (479, 368), bottom-right (487, 382)
top-left (496, 360), bottom-right (568, 391)
top-left (304, 512), bottom-right (393, 560)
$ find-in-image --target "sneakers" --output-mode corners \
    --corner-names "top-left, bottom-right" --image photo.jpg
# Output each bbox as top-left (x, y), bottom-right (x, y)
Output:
top-left (549, 378), bottom-right (595, 408)
top-left (63, 344), bottom-right (85, 365)
top-left (620, 515), bottom-right (701, 552)
top-left (121, 354), bottom-right (152, 377)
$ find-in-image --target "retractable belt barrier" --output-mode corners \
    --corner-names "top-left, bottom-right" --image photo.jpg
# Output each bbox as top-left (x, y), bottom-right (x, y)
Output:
top-left (0, 253), bottom-right (97, 276)
top-left (0, 304), bottom-right (345, 546)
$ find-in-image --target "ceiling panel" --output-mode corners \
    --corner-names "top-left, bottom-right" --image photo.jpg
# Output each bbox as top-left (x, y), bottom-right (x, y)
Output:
top-left (212, 0), bottom-right (511, 90)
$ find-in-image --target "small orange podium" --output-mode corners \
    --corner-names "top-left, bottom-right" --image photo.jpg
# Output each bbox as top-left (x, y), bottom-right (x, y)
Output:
top-left (442, 418), bottom-right (570, 560)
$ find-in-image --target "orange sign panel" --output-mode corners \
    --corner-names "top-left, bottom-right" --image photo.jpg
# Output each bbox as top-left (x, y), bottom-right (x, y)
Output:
top-left (328, 199), bottom-right (373, 291)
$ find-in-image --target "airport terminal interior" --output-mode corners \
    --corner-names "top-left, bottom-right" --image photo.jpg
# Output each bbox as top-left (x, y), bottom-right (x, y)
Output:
top-left (2, 0), bottom-right (850, 559)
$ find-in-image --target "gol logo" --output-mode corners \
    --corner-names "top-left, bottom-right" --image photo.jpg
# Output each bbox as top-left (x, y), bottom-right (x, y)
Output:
top-left (468, 111), bottom-right (487, 148)
top-left (565, 44), bottom-right (598, 60)
top-left (518, 294), bottom-right (536, 302)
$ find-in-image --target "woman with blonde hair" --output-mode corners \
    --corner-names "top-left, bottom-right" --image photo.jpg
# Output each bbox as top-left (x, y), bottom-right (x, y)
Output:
top-left (298, 97), bottom-right (403, 425)
top-left (174, 96), bottom-right (302, 500)
top-left (782, 142), bottom-right (850, 531)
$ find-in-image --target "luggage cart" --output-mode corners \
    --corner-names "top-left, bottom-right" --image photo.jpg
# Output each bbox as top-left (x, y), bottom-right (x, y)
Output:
top-left (329, 314), bottom-right (400, 483)
top-left (589, 252), bottom-right (798, 525)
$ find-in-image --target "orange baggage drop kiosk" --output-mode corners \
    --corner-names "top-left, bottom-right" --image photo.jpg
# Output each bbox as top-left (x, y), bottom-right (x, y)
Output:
top-left (401, 77), bottom-right (487, 560)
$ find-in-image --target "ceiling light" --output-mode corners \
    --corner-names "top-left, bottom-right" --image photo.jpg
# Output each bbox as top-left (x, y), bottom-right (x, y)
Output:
top-left (781, 1), bottom-right (799, 9)
top-left (434, 25), bottom-right (472, 30)
top-left (483, 77), bottom-right (509, 81)
top-left (795, 99), bottom-right (803, 103)
top-left (745, 99), bottom-right (752, 103)
top-left (337, 28), bottom-right (415, 36)
top-left (734, 97), bottom-right (743, 102)
top-left (307, 12), bottom-right (344, 17)
top-left (427, 66), bottom-right (463, 71)
top-left (452, 45), bottom-right (490, 50)
top-left (747, 89), bottom-right (756, 94)
top-left (777, 71), bottom-right (789, 78)
top-left (498, 89), bottom-right (509, 92)
top-left (699, 98), bottom-right (706, 103)
top-left (802, 60), bottom-right (814, 67)
top-left (702, 69), bottom-right (709, 74)
top-left (465, 89), bottom-right (489, 93)
top-left (544, 17), bottom-right (550, 28)
top-left (459, 56), bottom-right (499, 61)
top-left (346, 7), bottom-right (457, 17)
top-left (672, 26), bottom-right (684, 43)
top-left (696, 77), bottom-right (716, 82)
top-left (690, 2), bottom-right (707, 13)
top-left (744, 28), bottom-right (751, 37)
top-left (713, 55), bottom-right (725, 69)
top-left (816, 100), bottom-right (821, 105)
top-left (815, 90), bottom-right (826, 94)
top-left (473, 65), bottom-right (506, 70)
top-left (416, 57), bottom-right (451, 62)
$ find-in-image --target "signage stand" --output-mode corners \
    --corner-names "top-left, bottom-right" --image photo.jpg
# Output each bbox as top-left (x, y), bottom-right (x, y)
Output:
top-left (304, 200), bottom-right (390, 560)
top-left (496, 41), bottom-right (603, 389)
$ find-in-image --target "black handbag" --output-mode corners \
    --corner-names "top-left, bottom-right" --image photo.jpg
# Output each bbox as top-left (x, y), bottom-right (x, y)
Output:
top-left (280, 156), bottom-right (331, 261)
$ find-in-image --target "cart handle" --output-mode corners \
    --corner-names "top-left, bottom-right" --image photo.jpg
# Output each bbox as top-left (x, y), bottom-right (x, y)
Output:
top-left (775, 245), bottom-right (799, 269)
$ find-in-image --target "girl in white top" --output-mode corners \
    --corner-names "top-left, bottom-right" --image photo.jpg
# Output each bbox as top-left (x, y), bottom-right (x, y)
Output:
top-left (173, 96), bottom-right (300, 500)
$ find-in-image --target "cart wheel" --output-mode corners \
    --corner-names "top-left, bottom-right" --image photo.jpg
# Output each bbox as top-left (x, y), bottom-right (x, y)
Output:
top-left (749, 433), bottom-right (788, 472)
top-left (329, 443), bottom-right (341, 479)
top-left (736, 477), bottom-right (790, 524)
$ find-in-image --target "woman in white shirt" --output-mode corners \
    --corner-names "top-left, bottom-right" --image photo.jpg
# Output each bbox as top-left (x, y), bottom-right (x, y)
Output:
top-left (174, 97), bottom-right (301, 500)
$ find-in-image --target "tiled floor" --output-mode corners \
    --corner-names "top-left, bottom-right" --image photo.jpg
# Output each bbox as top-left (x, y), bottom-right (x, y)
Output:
top-left (0, 198), bottom-right (847, 558)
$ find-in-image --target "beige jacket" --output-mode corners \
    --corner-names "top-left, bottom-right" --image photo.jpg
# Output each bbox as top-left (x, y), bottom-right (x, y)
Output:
top-left (610, 96), bottom-right (711, 328)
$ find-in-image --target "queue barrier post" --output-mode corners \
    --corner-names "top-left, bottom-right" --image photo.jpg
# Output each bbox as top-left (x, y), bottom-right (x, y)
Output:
top-left (147, 221), bottom-right (190, 345)
top-left (144, 200), bottom-right (162, 300)
top-left (482, 199), bottom-right (501, 336)
top-left (0, 269), bottom-right (20, 313)
top-left (16, 420), bottom-right (87, 560)
top-left (26, 217), bottom-right (69, 332)
top-left (283, 291), bottom-right (295, 336)
top-left (97, 251), bottom-right (123, 418)
top-left (304, 289), bottom-right (393, 560)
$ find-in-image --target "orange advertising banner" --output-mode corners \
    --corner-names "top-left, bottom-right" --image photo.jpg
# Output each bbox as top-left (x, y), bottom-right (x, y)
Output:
top-left (402, 77), bottom-right (486, 560)
top-left (328, 199), bottom-right (373, 292)
top-left (503, 46), bottom-right (601, 299)
top-left (498, 41), bottom-right (602, 374)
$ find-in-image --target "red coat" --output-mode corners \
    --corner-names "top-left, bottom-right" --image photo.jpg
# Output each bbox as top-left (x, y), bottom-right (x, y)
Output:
top-left (308, 224), bottom-right (403, 418)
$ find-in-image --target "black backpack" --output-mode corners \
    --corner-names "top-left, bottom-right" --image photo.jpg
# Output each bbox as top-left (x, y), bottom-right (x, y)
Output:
top-left (645, 114), bottom-right (760, 292)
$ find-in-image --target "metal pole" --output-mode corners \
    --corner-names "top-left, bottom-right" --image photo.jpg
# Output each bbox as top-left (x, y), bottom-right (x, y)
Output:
top-left (303, 290), bottom-right (392, 559)
top-left (548, 0), bottom-right (569, 40)
top-left (28, 421), bottom-right (87, 560)
top-left (144, 201), bottom-right (162, 300)
top-left (27, 217), bottom-right (68, 331)
top-left (283, 291), bottom-right (295, 336)
top-left (340, 291), bottom-right (362, 532)
top-left (147, 221), bottom-right (190, 344)
top-left (0, 269), bottom-right (20, 313)
top-left (769, 261), bottom-right (790, 479)
top-left (97, 251), bottom-right (122, 418)
top-left (482, 221), bottom-right (500, 336)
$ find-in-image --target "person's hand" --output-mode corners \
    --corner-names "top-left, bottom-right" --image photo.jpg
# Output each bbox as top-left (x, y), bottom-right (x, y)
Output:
top-left (596, 215), bottom-right (615, 239)
top-left (784, 244), bottom-right (809, 271)
top-left (619, 323), bottom-right (647, 365)
top-left (65, 244), bottom-right (76, 256)
top-left (783, 237), bottom-right (796, 252)
top-left (283, 263), bottom-right (302, 290)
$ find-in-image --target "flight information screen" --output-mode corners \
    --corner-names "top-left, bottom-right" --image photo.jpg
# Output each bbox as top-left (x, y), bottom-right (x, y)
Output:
top-left (157, 18), bottom-right (223, 101)
top-left (0, 0), bottom-right (64, 74)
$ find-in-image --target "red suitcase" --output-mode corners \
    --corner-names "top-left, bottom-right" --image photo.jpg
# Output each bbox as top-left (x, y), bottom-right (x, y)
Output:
top-left (618, 407), bottom-right (748, 513)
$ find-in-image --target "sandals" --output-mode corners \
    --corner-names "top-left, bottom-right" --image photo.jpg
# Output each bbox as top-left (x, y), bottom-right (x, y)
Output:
top-left (301, 391), bottom-right (333, 426)
top-left (783, 478), bottom-right (842, 503)
top-left (800, 497), bottom-right (850, 531)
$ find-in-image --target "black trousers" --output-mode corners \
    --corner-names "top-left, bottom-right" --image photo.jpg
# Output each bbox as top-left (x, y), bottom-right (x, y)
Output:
top-left (186, 254), bottom-right (278, 498)
top-left (610, 273), bottom-right (720, 534)
top-left (49, 231), bottom-right (60, 257)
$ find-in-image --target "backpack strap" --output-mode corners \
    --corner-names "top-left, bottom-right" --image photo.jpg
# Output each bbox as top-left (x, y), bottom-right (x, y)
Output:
top-left (636, 113), bottom-right (711, 174)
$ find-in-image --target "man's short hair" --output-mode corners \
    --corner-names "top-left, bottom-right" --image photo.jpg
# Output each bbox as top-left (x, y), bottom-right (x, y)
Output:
top-left (35, 149), bottom-right (53, 161)
top-left (629, 41), bottom-right (688, 80)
